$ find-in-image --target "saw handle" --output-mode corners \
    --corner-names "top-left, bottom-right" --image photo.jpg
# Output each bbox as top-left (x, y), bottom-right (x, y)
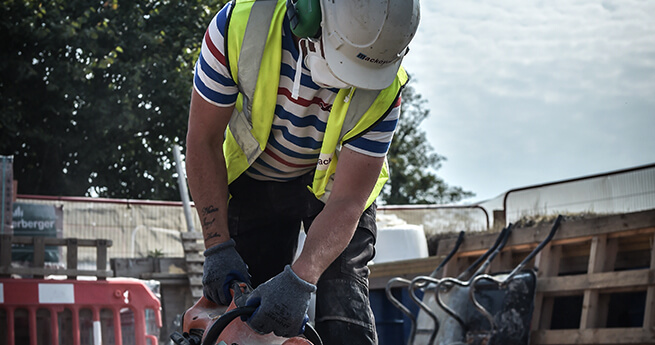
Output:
top-left (202, 305), bottom-right (323, 345)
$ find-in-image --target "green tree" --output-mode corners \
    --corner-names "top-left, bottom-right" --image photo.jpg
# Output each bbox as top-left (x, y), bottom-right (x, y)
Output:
top-left (380, 80), bottom-right (474, 204)
top-left (1, 1), bottom-right (471, 204)
top-left (0, 0), bottom-right (225, 199)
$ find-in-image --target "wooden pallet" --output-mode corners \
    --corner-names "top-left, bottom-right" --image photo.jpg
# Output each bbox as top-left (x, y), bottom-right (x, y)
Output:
top-left (180, 231), bottom-right (205, 300)
top-left (369, 209), bottom-right (655, 345)
top-left (528, 214), bottom-right (655, 345)
top-left (0, 235), bottom-right (113, 279)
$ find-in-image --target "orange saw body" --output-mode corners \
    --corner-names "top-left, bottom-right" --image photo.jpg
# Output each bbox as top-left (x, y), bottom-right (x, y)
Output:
top-left (170, 283), bottom-right (321, 345)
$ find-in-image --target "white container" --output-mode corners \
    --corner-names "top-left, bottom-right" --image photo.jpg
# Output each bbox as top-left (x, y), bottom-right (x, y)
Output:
top-left (372, 225), bottom-right (429, 264)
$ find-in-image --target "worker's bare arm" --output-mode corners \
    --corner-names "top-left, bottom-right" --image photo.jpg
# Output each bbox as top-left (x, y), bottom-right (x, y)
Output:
top-left (186, 89), bottom-right (235, 249)
top-left (292, 148), bottom-right (385, 284)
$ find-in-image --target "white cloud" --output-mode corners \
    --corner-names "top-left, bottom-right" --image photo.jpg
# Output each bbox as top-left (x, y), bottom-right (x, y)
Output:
top-left (402, 0), bottom-right (655, 201)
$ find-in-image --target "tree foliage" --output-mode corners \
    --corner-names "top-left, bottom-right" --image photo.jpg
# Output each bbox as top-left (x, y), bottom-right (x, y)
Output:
top-left (380, 80), bottom-right (474, 205)
top-left (0, 0), bottom-right (225, 199)
top-left (1, 1), bottom-right (472, 204)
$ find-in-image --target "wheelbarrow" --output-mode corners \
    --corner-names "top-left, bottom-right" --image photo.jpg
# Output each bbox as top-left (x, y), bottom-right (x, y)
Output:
top-left (171, 282), bottom-right (322, 345)
top-left (409, 224), bottom-right (514, 345)
top-left (385, 224), bottom-right (514, 345)
top-left (428, 215), bottom-right (563, 345)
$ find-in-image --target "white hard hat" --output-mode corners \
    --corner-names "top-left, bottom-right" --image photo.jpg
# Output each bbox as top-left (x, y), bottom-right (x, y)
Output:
top-left (320, 0), bottom-right (420, 90)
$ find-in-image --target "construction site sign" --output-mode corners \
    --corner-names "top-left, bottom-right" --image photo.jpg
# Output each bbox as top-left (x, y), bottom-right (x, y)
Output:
top-left (11, 203), bottom-right (63, 262)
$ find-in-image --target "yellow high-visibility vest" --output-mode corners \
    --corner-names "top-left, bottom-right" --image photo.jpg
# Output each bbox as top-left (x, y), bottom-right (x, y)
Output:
top-left (223, 0), bottom-right (408, 207)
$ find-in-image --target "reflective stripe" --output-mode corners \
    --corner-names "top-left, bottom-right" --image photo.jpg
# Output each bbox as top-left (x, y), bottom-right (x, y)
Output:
top-left (341, 88), bottom-right (381, 142)
top-left (228, 0), bottom-right (278, 165)
top-left (38, 283), bottom-right (75, 304)
top-left (93, 321), bottom-right (102, 345)
top-left (238, 0), bottom-right (277, 116)
top-left (229, 108), bottom-right (261, 164)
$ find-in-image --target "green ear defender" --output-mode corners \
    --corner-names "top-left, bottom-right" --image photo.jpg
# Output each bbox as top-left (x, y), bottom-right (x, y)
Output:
top-left (286, 0), bottom-right (322, 38)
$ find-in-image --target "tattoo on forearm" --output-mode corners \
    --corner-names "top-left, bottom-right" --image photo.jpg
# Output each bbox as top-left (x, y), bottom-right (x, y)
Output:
top-left (203, 217), bottom-right (216, 228)
top-left (201, 204), bottom-right (219, 235)
top-left (202, 205), bottom-right (219, 215)
top-left (205, 232), bottom-right (221, 242)
top-left (200, 204), bottom-right (218, 229)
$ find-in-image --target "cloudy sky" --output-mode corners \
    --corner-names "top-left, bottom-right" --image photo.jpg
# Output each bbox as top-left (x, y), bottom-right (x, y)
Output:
top-left (400, 0), bottom-right (655, 202)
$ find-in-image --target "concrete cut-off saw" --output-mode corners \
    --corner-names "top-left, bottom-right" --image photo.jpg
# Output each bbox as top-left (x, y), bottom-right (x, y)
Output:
top-left (170, 282), bottom-right (322, 345)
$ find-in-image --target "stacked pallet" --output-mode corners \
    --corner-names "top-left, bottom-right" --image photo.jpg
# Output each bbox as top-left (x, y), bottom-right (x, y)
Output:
top-left (180, 231), bottom-right (205, 300)
top-left (368, 209), bottom-right (655, 345)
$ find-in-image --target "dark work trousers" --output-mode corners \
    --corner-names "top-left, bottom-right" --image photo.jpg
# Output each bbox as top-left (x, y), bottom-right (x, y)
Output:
top-left (227, 172), bottom-right (378, 345)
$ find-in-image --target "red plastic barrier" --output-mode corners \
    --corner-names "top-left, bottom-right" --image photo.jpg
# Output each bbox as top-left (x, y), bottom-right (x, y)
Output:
top-left (0, 278), bottom-right (162, 345)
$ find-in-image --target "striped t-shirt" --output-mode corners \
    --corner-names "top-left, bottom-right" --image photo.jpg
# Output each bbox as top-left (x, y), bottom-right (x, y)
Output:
top-left (194, 2), bottom-right (401, 182)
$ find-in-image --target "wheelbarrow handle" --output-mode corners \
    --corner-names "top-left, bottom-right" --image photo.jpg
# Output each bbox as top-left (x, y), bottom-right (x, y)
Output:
top-left (202, 306), bottom-right (323, 345)
top-left (429, 230), bottom-right (465, 278)
top-left (505, 214), bottom-right (563, 281)
top-left (457, 224), bottom-right (512, 281)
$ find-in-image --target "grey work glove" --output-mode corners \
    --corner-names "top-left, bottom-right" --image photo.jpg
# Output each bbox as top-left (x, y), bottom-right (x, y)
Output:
top-left (202, 239), bottom-right (251, 305)
top-left (245, 265), bottom-right (316, 337)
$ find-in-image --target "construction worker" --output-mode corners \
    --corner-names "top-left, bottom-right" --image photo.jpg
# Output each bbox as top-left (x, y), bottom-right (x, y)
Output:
top-left (186, 0), bottom-right (420, 343)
